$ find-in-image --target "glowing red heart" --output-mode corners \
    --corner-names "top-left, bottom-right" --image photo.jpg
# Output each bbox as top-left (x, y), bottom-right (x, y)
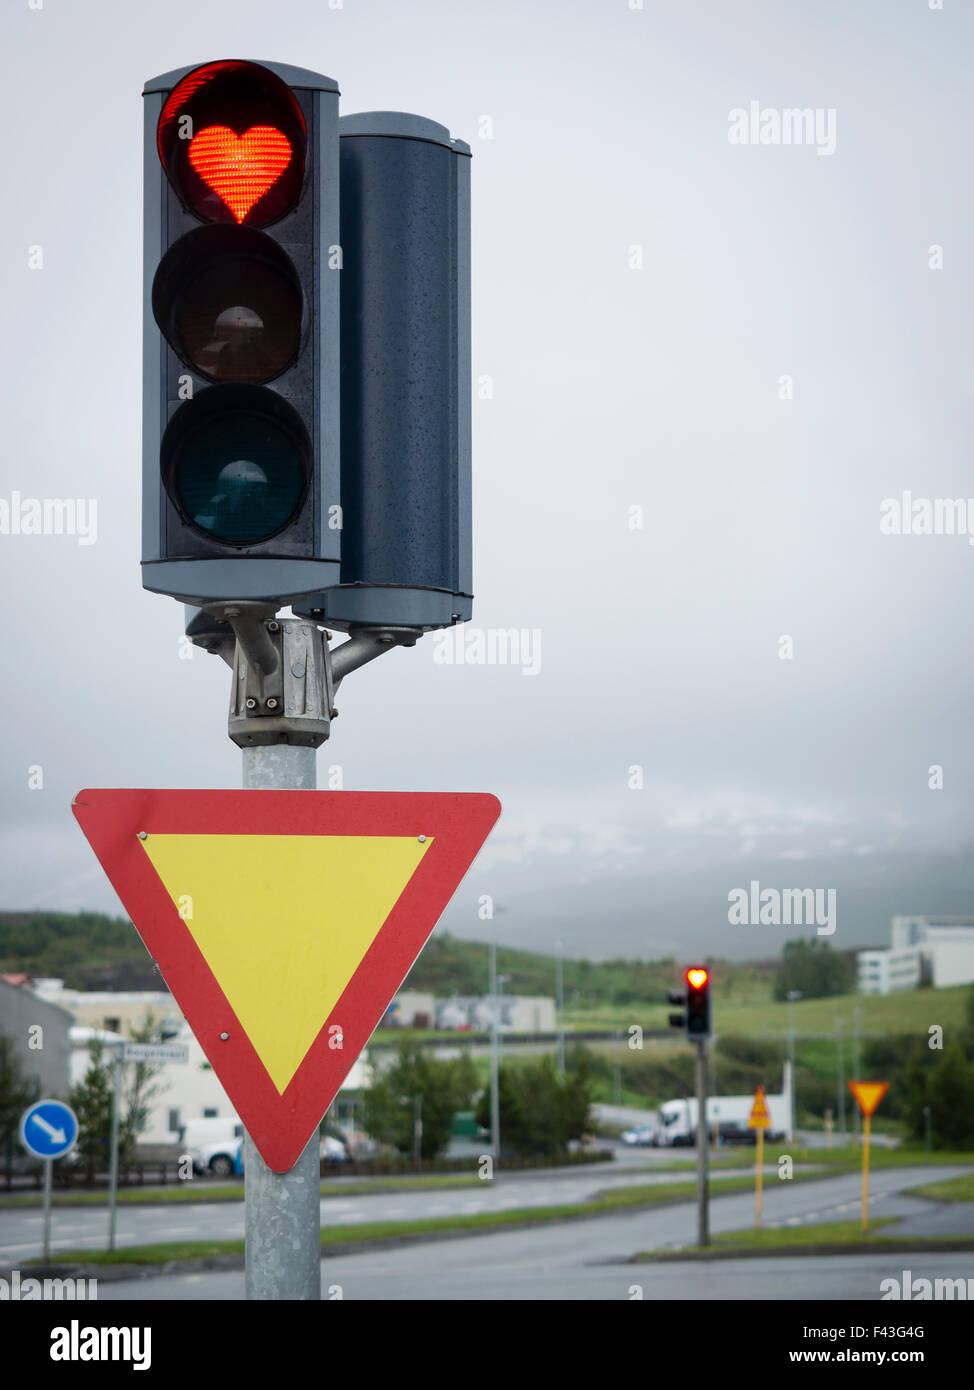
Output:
top-left (188, 125), bottom-right (292, 224)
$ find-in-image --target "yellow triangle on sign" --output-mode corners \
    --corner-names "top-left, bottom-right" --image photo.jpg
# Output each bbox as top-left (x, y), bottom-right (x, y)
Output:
top-left (142, 833), bottom-right (432, 1093)
top-left (848, 1081), bottom-right (889, 1118)
top-left (748, 1085), bottom-right (771, 1128)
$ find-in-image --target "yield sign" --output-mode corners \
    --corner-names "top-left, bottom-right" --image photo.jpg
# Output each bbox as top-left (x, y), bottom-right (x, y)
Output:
top-left (72, 788), bottom-right (500, 1172)
top-left (748, 1085), bottom-right (771, 1129)
top-left (848, 1081), bottom-right (889, 1118)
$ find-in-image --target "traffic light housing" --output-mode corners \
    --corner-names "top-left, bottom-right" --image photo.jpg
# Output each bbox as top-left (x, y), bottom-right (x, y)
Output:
top-left (669, 966), bottom-right (711, 1038)
top-left (142, 59), bottom-right (341, 606)
top-left (293, 112), bottom-right (472, 631)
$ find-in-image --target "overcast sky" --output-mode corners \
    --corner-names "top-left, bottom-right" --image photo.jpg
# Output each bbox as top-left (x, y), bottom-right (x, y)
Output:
top-left (1, 0), bottom-right (972, 966)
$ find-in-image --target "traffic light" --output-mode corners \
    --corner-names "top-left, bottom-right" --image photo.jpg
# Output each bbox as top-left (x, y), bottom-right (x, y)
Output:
top-left (685, 966), bottom-right (711, 1038)
top-left (293, 112), bottom-right (472, 631)
top-left (142, 60), bottom-right (341, 606)
top-left (669, 966), bottom-right (711, 1038)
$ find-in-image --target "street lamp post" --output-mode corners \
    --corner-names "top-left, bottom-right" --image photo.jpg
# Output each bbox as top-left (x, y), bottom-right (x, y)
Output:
top-left (555, 940), bottom-right (566, 1078)
top-left (835, 1019), bottom-right (847, 1136)
top-left (786, 990), bottom-right (802, 1143)
top-left (852, 1006), bottom-right (863, 1143)
top-left (413, 1094), bottom-right (423, 1171)
top-left (489, 941), bottom-right (500, 1165)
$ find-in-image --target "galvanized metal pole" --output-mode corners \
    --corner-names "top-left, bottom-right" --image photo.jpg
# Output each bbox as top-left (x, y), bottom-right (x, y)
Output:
top-left (696, 1037), bottom-right (710, 1247)
top-left (42, 1158), bottom-right (52, 1263)
top-left (107, 1043), bottom-right (122, 1251)
top-left (243, 743), bottom-right (321, 1301)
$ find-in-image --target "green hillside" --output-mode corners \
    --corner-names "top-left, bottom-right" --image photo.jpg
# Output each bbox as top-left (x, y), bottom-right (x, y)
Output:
top-left (0, 911), bottom-right (777, 1003)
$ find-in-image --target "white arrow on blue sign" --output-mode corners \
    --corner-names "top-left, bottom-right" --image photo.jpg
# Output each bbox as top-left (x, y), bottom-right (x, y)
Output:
top-left (19, 1099), bottom-right (79, 1160)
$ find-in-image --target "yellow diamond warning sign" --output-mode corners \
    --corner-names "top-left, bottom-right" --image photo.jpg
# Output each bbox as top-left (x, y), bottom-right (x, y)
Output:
top-left (748, 1084), bottom-right (771, 1129)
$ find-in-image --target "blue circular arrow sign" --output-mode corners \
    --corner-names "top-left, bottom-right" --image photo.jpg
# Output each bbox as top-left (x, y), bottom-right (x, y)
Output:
top-left (19, 1099), bottom-right (79, 1160)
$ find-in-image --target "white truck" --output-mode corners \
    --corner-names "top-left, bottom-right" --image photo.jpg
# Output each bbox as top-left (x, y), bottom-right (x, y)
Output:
top-left (657, 1064), bottom-right (792, 1147)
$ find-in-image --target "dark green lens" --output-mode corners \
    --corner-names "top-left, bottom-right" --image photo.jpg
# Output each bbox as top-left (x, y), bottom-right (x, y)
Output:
top-left (173, 412), bottom-right (305, 544)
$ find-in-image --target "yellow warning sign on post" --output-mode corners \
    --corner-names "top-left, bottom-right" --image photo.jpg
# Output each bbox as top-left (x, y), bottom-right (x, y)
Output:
top-left (748, 1084), bottom-right (771, 1129)
top-left (749, 1085), bottom-right (771, 1228)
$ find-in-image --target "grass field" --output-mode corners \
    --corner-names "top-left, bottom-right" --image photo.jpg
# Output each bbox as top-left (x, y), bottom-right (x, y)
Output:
top-left (905, 1172), bottom-right (974, 1201)
top-left (564, 984), bottom-right (972, 1040)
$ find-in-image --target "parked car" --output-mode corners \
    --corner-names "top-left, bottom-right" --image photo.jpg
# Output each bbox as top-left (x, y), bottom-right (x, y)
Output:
top-left (319, 1135), bottom-right (349, 1163)
top-left (620, 1123), bottom-right (659, 1147)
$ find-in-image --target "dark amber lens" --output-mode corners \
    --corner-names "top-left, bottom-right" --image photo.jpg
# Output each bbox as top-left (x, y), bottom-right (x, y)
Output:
top-left (152, 226), bottom-right (304, 385)
top-left (176, 256), bottom-right (301, 383)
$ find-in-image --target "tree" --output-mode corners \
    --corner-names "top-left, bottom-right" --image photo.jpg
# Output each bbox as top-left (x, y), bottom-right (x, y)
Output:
top-left (904, 1039), bottom-right (974, 1150)
top-left (0, 1035), bottom-right (37, 1168)
top-left (475, 1055), bottom-right (593, 1157)
top-left (69, 1014), bottom-right (166, 1174)
top-left (364, 1043), bottom-right (471, 1159)
top-left (773, 939), bottom-right (854, 1001)
top-left (69, 1039), bottom-right (114, 1175)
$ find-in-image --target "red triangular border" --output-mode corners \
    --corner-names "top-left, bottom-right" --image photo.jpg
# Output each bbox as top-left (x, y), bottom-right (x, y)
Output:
top-left (72, 789), bottom-right (501, 1171)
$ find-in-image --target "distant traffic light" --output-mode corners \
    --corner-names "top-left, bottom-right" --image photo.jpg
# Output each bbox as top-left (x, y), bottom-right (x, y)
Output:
top-left (686, 967), bottom-right (711, 1038)
top-left (142, 59), bottom-right (341, 606)
top-left (669, 966), bottom-right (711, 1039)
top-left (294, 112), bottom-right (472, 632)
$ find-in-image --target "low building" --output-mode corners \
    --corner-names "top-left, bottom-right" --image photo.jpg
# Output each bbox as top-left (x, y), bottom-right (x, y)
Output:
top-left (0, 975), bottom-right (73, 1099)
top-left (434, 994), bottom-right (556, 1032)
top-left (859, 915), bottom-right (974, 994)
top-left (383, 991), bottom-right (436, 1028)
top-left (930, 940), bottom-right (974, 989)
top-left (69, 1017), bottom-right (373, 1146)
top-left (32, 979), bottom-right (181, 1039)
top-left (857, 947), bottom-right (923, 995)
top-left (891, 916), bottom-right (974, 952)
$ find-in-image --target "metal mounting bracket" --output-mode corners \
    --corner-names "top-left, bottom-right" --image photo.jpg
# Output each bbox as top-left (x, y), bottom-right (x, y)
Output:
top-left (189, 603), bottom-right (422, 746)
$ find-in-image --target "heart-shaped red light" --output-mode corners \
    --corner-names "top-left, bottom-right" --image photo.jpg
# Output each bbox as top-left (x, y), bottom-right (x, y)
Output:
top-left (686, 968), bottom-right (708, 989)
top-left (188, 125), bottom-right (292, 223)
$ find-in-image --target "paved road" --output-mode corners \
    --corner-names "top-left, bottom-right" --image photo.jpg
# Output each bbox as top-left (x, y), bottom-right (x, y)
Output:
top-left (0, 1157), bottom-right (764, 1263)
top-left (63, 1164), bottom-right (974, 1301)
top-left (96, 1249), bottom-right (974, 1302)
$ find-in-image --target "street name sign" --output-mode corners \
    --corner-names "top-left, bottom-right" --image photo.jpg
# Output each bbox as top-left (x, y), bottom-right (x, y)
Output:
top-left (20, 1100), bottom-right (78, 1160)
top-left (748, 1085), bottom-right (771, 1129)
top-left (122, 1043), bottom-right (189, 1063)
top-left (72, 788), bottom-right (500, 1171)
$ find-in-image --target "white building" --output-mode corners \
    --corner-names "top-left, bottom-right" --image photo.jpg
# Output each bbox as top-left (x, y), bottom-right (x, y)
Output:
top-left (51, 985), bottom-right (371, 1145)
top-left (857, 948), bottom-right (922, 995)
top-left (891, 916), bottom-right (974, 953)
top-left (434, 994), bottom-right (556, 1032)
top-left (858, 916), bottom-right (974, 994)
top-left (384, 992), bottom-right (436, 1027)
